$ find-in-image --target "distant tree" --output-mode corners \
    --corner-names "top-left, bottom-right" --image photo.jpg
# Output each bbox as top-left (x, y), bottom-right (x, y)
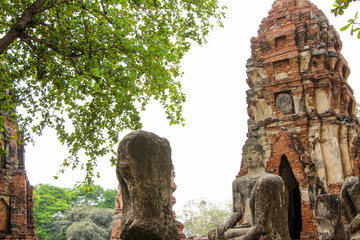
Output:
top-left (99, 188), bottom-right (118, 209)
top-left (74, 184), bottom-right (117, 209)
top-left (48, 205), bottom-right (114, 240)
top-left (0, 0), bottom-right (225, 186)
top-left (177, 199), bottom-right (232, 238)
top-left (332, 0), bottom-right (360, 38)
top-left (33, 184), bottom-right (117, 239)
top-left (33, 184), bottom-right (75, 239)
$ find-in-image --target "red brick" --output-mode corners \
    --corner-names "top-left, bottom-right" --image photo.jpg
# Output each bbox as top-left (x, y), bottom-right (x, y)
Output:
top-left (0, 117), bottom-right (37, 239)
top-left (238, 0), bottom-right (360, 239)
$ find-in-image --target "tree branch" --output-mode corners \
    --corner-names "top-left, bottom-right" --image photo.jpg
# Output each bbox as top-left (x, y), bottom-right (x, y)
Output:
top-left (36, 0), bottom-right (72, 14)
top-left (20, 32), bottom-right (82, 58)
top-left (76, 0), bottom-right (117, 29)
top-left (0, 0), bottom-right (47, 55)
top-left (19, 35), bottom-right (37, 51)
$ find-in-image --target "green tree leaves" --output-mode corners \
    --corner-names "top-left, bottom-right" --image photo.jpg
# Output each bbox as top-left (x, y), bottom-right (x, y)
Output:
top-left (0, 0), bottom-right (225, 186)
top-left (49, 205), bottom-right (114, 240)
top-left (34, 184), bottom-right (74, 239)
top-left (332, 0), bottom-right (360, 38)
top-left (33, 184), bottom-right (117, 239)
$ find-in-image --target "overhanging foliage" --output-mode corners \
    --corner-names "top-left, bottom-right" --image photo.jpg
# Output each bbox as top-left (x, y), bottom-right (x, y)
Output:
top-left (0, 0), bottom-right (225, 186)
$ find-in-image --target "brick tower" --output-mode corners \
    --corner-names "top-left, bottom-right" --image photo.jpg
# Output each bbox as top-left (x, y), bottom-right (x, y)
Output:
top-left (238, 0), bottom-right (360, 239)
top-left (0, 114), bottom-right (37, 239)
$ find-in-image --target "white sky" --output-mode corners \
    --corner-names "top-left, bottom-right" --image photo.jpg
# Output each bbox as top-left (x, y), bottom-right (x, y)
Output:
top-left (25, 0), bottom-right (360, 214)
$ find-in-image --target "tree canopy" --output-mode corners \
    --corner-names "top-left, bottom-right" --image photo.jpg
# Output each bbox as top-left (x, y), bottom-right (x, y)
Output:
top-left (177, 199), bottom-right (232, 238)
top-left (33, 184), bottom-right (117, 239)
top-left (332, 0), bottom-right (360, 38)
top-left (48, 205), bottom-right (114, 240)
top-left (0, 0), bottom-right (225, 185)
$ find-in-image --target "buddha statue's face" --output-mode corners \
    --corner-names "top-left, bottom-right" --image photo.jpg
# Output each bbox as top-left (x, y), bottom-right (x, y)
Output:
top-left (243, 145), bottom-right (263, 169)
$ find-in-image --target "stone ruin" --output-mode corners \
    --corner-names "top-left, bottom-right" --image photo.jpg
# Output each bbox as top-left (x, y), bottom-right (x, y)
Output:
top-left (111, 0), bottom-right (360, 239)
top-left (0, 114), bottom-right (37, 239)
top-left (111, 167), bottom-right (185, 240)
top-left (236, 0), bottom-right (360, 239)
top-left (208, 137), bottom-right (291, 240)
top-left (2, 0), bottom-right (360, 239)
top-left (315, 194), bottom-right (346, 240)
top-left (111, 130), bottom-right (185, 240)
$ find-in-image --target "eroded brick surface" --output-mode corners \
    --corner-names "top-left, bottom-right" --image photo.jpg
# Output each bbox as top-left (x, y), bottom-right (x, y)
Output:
top-left (238, 0), bottom-right (360, 239)
top-left (0, 117), bottom-right (37, 239)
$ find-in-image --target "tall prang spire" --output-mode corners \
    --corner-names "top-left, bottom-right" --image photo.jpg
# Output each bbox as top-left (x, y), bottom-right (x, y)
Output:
top-left (272, 0), bottom-right (309, 8)
top-left (238, 0), bottom-right (360, 239)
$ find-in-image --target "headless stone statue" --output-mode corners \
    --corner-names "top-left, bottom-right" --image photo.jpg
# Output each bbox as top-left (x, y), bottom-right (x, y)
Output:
top-left (341, 176), bottom-right (360, 240)
top-left (208, 137), bottom-right (291, 240)
top-left (116, 130), bottom-right (179, 240)
top-left (315, 194), bottom-right (346, 240)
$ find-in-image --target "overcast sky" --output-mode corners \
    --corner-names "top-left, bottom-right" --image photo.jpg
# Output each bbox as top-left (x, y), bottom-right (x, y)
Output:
top-left (25, 0), bottom-right (360, 213)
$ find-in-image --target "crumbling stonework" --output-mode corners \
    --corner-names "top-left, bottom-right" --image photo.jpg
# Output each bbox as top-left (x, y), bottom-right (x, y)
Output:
top-left (209, 137), bottom-right (290, 240)
top-left (238, 0), bottom-right (360, 239)
top-left (111, 167), bottom-right (186, 240)
top-left (340, 176), bottom-right (360, 239)
top-left (243, 174), bottom-right (290, 240)
top-left (0, 116), bottom-right (37, 240)
top-left (112, 130), bottom-right (184, 240)
top-left (110, 186), bottom-right (123, 240)
top-left (171, 169), bottom-right (187, 240)
top-left (315, 194), bottom-right (346, 240)
top-left (216, 174), bottom-right (290, 240)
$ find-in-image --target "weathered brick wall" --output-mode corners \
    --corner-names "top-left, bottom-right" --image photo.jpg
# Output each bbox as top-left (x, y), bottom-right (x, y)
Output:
top-left (238, 0), bottom-right (360, 239)
top-left (0, 116), bottom-right (37, 240)
top-left (110, 186), bottom-right (122, 240)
